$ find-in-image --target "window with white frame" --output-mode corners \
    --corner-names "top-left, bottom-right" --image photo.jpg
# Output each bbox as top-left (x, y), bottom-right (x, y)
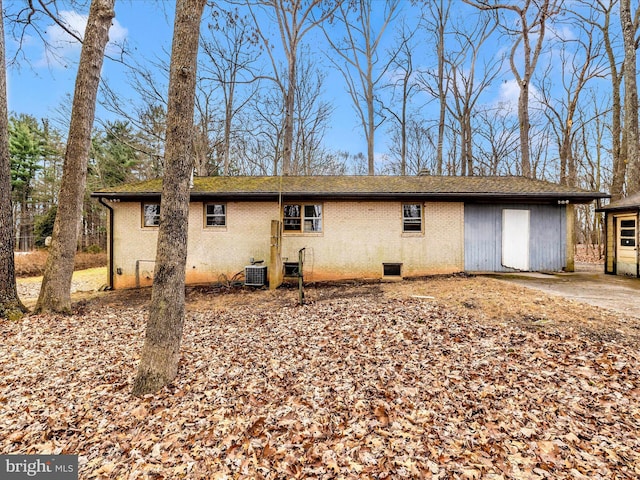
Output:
top-left (402, 203), bottom-right (422, 232)
top-left (142, 203), bottom-right (160, 227)
top-left (283, 203), bottom-right (322, 233)
top-left (205, 203), bottom-right (226, 227)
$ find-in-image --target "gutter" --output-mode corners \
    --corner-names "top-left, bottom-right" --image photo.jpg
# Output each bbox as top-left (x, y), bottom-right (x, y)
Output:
top-left (92, 191), bottom-right (609, 204)
top-left (97, 197), bottom-right (114, 289)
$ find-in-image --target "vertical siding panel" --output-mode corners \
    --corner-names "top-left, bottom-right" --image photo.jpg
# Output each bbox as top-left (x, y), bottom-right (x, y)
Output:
top-left (529, 204), bottom-right (564, 271)
top-left (466, 203), bottom-right (566, 272)
top-left (465, 203), bottom-right (502, 271)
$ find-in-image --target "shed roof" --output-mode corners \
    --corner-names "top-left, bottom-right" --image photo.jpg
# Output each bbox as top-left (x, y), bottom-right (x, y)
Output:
top-left (597, 192), bottom-right (640, 212)
top-left (92, 175), bottom-right (607, 204)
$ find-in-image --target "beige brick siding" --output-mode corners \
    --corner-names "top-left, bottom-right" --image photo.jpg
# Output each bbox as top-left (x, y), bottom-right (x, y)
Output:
top-left (108, 199), bottom-right (465, 288)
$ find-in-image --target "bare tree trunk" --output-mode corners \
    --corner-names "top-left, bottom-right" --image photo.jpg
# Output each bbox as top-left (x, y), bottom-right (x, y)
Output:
top-left (0, 1), bottom-right (27, 319)
top-left (621, 0), bottom-right (640, 195)
top-left (34, 0), bottom-right (114, 314)
top-left (323, 0), bottom-right (399, 177)
top-left (132, 0), bottom-right (206, 396)
top-left (590, 0), bottom-right (626, 201)
top-left (466, 0), bottom-right (557, 179)
top-left (435, 2), bottom-right (447, 176)
top-left (283, 50), bottom-right (296, 175)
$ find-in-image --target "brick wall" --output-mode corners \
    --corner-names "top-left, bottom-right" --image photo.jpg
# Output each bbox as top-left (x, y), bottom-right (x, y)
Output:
top-left (108, 199), bottom-right (465, 288)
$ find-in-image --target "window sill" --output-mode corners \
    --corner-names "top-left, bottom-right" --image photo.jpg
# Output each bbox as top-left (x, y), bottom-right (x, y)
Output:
top-left (283, 232), bottom-right (323, 237)
top-left (402, 232), bottom-right (424, 238)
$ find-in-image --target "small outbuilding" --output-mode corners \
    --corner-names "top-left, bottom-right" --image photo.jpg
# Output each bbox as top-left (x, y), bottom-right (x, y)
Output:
top-left (598, 192), bottom-right (640, 277)
top-left (91, 175), bottom-right (607, 289)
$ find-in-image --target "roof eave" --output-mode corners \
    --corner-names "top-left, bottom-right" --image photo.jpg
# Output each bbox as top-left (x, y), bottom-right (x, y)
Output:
top-left (92, 190), bottom-right (608, 204)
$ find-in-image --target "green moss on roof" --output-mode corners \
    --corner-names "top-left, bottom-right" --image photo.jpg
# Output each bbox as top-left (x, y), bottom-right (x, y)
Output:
top-left (92, 175), bottom-right (606, 199)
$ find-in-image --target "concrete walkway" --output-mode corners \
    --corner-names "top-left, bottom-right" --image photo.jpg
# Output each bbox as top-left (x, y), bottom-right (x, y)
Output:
top-left (487, 263), bottom-right (640, 319)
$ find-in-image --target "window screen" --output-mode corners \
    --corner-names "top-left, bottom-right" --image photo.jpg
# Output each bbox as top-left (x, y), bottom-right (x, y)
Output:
top-left (403, 204), bottom-right (422, 232)
top-left (205, 204), bottom-right (226, 227)
top-left (143, 203), bottom-right (160, 227)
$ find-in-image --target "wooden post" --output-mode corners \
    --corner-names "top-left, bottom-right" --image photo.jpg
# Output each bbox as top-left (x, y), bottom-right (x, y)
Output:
top-left (269, 220), bottom-right (283, 289)
top-left (565, 203), bottom-right (575, 272)
top-left (298, 247), bottom-right (305, 306)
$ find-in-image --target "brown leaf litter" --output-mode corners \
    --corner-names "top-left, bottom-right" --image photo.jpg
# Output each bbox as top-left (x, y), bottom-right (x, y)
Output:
top-left (1, 275), bottom-right (639, 479)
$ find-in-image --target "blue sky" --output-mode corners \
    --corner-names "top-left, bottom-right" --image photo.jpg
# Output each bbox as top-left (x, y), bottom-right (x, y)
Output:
top-left (6, 2), bottom-right (173, 122)
top-left (4, 1), bottom-right (529, 165)
top-left (5, 1), bottom-right (379, 155)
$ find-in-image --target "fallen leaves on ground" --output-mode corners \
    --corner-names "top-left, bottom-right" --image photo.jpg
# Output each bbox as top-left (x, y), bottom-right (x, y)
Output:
top-left (1, 277), bottom-right (639, 479)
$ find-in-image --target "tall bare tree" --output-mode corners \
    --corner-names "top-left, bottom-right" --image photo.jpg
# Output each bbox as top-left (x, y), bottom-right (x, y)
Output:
top-left (248, 0), bottom-right (337, 175)
top-left (323, 0), bottom-right (400, 175)
top-left (382, 21), bottom-right (420, 176)
top-left (418, 0), bottom-right (452, 175)
top-left (539, 7), bottom-right (607, 187)
top-left (34, 0), bottom-right (115, 314)
top-left (465, 0), bottom-right (559, 178)
top-left (575, 0), bottom-right (625, 199)
top-left (200, 7), bottom-right (260, 175)
top-left (445, 10), bottom-right (500, 176)
top-left (0, 0), bottom-right (27, 319)
top-left (292, 50), bottom-right (335, 174)
top-left (132, 0), bottom-right (206, 396)
top-left (620, 0), bottom-right (640, 195)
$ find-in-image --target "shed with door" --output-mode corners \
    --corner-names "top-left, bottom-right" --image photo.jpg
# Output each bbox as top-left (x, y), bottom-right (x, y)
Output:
top-left (91, 175), bottom-right (606, 289)
top-left (598, 193), bottom-right (640, 277)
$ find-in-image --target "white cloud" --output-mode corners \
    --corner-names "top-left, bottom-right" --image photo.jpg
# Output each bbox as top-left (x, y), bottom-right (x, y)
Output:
top-left (37, 10), bottom-right (128, 68)
top-left (496, 79), bottom-right (520, 114)
top-left (491, 78), bottom-right (544, 118)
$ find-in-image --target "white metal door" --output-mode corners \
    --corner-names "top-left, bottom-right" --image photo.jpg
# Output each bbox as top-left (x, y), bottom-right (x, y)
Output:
top-left (502, 209), bottom-right (530, 271)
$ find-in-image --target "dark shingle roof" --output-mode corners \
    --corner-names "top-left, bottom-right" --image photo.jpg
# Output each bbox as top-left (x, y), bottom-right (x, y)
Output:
top-left (597, 192), bottom-right (640, 211)
top-left (91, 175), bottom-right (607, 203)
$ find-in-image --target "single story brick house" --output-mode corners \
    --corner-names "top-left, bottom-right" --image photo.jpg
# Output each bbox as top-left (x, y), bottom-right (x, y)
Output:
top-left (91, 175), bottom-right (607, 289)
top-left (597, 192), bottom-right (639, 277)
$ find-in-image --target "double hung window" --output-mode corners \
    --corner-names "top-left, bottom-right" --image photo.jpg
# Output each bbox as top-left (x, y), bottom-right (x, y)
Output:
top-left (402, 204), bottom-right (422, 232)
top-left (205, 203), bottom-right (226, 227)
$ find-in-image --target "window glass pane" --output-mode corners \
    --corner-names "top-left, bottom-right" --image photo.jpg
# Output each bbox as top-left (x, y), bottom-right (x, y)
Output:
top-left (284, 205), bottom-right (302, 231)
top-left (304, 204), bottom-right (322, 232)
top-left (403, 204), bottom-right (421, 218)
top-left (304, 204), bottom-right (321, 218)
top-left (143, 204), bottom-right (160, 226)
top-left (621, 238), bottom-right (636, 247)
top-left (207, 204), bottom-right (225, 216)
top-left (620, 229), bottom-right (635, 237)
top-left (304, 219), bottom-right (322, 232)
top-left (284, 219), bottom-right (301, 230)
top-left (621, 220), bottom-right (636, 228)
top-left (284, 205), bottom-right (300, 218)
top-left (403, 220), bottom-right (422, 231)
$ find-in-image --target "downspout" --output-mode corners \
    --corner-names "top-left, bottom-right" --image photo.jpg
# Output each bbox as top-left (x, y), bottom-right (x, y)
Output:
top-left (98, 197), bottom-right (114, 289)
